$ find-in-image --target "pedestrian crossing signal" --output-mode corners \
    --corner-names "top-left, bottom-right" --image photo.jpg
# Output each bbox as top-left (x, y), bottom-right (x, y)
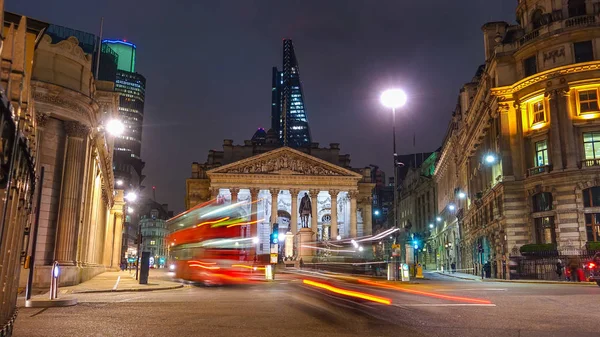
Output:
top-left (270, 223), bottom-right (279, 244)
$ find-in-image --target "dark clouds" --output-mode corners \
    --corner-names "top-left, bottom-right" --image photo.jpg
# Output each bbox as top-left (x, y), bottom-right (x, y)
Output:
top-left (8, 0), bottom-right (514, 213)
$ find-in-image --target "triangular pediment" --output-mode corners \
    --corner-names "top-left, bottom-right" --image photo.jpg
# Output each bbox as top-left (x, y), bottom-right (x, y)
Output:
top-left (207, 147), bottom-right (362, 178)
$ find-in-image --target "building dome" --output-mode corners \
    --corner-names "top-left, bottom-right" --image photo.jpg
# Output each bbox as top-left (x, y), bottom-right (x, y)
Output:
top-left (265, 128), bottom-right (279, 145)
top-left (251, 127), bottom-right (267, 145)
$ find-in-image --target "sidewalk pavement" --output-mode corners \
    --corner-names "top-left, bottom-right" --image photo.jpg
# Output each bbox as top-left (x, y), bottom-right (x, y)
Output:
top-left (59, 270), bottom-right (183, 294)
top-left (427, 270), bottom-right (597, 285)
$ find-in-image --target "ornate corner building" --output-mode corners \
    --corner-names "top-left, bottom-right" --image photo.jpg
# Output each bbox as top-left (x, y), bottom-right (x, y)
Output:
top-left (436, 0), bottom-right (600, 278)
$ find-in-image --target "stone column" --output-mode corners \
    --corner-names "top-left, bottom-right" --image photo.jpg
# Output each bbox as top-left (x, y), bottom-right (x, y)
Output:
top-left (547, 91), bottom-right (564, 170)
top-left (249, 188), bottom-right (260, 258)
top-left (364, 196), bottom-right (373, 236)
top-left (55, 121), bottom-right (89, 265)
top-left (349, 190), bottom-right (358, 238)
top-left (103, 210), bottom-right (116, 267)
top-left (111, 213), bottom-right (124, 268)
top-left (290, 189), bottom-right (300, 235)
top-left (557, 88), bottom-right (577, 169)
top-left (230, 187), bottom-right (240, 203)
top-left (330, 190), bottom-right (339, 239)
top-left (309, 189), bottom-right (319, 240)
top-left (270, 188), bottom-right (279, 226)
top-left (210, 187), bottom-right (218, 199)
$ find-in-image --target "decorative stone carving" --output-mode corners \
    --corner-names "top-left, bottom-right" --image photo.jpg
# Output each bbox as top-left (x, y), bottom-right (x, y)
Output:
top-left (32, 91), bottom-right (90, 116)
top-left (224, 153), bottom-right (342, 176)
top-left (64, 121), bottom-right (90, 138)
top-left (36, 113), bottom-right (50, 127)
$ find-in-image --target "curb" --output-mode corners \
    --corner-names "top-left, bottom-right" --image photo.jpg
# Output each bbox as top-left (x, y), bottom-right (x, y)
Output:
top-left (427, 272), bottom-right (482, 282)
top-left (482, 279), bottom-right (597, 286)
top-left (70, 284), bottom-right (184, 294)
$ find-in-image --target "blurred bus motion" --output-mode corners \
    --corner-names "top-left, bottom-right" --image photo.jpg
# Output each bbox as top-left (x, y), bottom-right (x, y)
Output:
top-left (166, 200), bottom-right (265, 285)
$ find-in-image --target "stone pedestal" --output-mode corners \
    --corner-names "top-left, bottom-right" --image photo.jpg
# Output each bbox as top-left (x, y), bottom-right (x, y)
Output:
top-left (297, 227), bottom-right (314, 260)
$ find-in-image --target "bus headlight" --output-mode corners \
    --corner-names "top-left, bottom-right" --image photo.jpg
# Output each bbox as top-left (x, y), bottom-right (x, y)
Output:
top-left (169, 264), bottom-right (175, 271)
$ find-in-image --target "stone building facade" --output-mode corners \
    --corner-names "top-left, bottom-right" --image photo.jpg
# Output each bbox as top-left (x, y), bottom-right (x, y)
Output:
top-left (139, 199), bottom-right (172, 268)
top-left (0, 12), bottom-right (46, 337)
top-left (186, 136), bottom-right (375, 259)
top-left (435, 0), bottom-right (600, 278)
top-left (20, 33), bottom-right (125, 287)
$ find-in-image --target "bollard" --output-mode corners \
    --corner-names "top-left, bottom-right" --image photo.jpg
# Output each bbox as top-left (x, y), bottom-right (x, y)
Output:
top-left (49, 261), bottom-right (60, 300)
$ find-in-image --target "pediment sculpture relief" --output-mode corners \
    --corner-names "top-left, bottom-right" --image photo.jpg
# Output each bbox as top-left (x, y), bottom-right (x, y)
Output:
top-left (225, 154), bottom-right (342, 175)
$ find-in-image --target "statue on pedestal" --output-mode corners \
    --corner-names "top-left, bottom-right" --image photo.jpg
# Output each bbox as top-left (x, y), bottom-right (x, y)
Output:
top-left (299, 192), bottom-right (312, 228)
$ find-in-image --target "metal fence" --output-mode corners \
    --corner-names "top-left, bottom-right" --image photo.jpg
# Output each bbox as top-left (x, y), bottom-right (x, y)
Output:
top-left (509, 249), bottom-right (599, 281)
top-left (0, 94), bottom-right (36, 337)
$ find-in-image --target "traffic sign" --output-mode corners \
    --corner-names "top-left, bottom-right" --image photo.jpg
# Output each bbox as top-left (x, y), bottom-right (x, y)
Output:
top-left (270, 253), bottom-right (278, 263)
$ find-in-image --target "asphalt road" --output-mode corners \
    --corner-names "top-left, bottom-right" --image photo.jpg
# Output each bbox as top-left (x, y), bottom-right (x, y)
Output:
top-left (13, 271), bottom-right (600, 337)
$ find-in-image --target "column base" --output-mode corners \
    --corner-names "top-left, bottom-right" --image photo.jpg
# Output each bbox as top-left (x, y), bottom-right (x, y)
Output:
top-left (298, 228), bottom-right (315, 261)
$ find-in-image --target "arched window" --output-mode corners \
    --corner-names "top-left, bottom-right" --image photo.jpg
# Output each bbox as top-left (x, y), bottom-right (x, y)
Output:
top-left (531, 9), bottom-right (544, 29)
top-left (568, 0), bottom-right (587, 18)
top-left (532, 192), bottom-right (553, 212)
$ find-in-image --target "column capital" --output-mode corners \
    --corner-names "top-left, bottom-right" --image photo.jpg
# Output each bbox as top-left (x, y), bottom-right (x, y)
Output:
top-left (65, 121), bottom-right (90, 138)
top-left (289, 188), bottom-right (301, 196)
top-left (249, 187), bottom-right (260, 197)
top-left (36, 113), bottom-right (50, 128)
top-left (348, 190), bottom-right (359, 199)
top-left (308, 189), bottom-right (320, 196)
top-left (230, 187), bottom-right (240, 194)
top-left (269, 188), bottom-right (280, 195)
top-left (329, 189), bottom-right (340, 197)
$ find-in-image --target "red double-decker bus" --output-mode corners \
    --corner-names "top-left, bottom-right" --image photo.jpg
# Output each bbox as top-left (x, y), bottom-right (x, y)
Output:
top-left (166, 201), bottom-right (263, 285)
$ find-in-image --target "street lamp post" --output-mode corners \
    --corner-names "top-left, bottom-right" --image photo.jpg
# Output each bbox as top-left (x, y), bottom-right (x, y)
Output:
top-left (381, 88), bottom-right (407, 280)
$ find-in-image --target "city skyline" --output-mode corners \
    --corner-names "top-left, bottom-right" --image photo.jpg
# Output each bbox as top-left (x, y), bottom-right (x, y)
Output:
top-left (7, 1), bottom-right (515, 212)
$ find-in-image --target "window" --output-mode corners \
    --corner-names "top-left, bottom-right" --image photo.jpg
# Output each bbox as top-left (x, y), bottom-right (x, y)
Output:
top-left (531, 100), bottom-right (546, 124)
top-left (583, 132), bottom-right (600, 160)
top-left (574, 41), bottom-right (594, 63)
top-left (535, 140), bottom-right (549, 167)
top-left (535, 217), bottom-right (556, 244)
top-left (583, 187), bottom-right (600, 207)
top-left (532, 192), bottom-right (553, 212)
top-left (578, 89), bottom-right (599, 113)
top-left (524, 56), bottom-right (537, 77)
top-left (568, 0), bottom-right (587, 18)
top-left (585, 213), bottom-right (600, 241)
top-left (150, 240), bottom-right (156, 245)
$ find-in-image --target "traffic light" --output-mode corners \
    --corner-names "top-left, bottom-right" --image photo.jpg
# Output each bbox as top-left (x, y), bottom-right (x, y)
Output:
top-left (270, 223), bottom-right (279, 244)
top-left (413, 240), bottom-right (419, 250)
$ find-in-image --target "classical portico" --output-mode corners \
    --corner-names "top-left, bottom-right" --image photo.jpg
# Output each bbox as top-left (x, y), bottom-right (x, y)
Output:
top-left (187, 147), bottom-right (375, 259)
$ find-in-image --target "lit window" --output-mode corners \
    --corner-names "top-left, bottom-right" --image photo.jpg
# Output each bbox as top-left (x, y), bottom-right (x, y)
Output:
top-left (535, 140), bottom-right (549, 167)
top-left (150, 240), bottom-right (156, 245)
top-left (531, 101), bottom-right (545, 124)
top-left (583, 132), bottom-right (600, 160)
top-left (578, 89), bottom-right (599, 114)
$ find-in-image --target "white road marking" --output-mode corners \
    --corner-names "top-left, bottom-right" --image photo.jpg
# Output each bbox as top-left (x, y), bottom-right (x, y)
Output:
top-left (393, 303), bottom-right (496, 307)
top-left (116, 295), bottom-right (143, 303)
top-left (112, 276), bottom-right (121, 291)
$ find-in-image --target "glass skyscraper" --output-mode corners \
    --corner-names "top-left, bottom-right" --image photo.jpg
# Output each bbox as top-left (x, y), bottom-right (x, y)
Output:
top-left (271, 39), bottom-right (312, 148)
top-left (102, 39), bottom-right (146, 190)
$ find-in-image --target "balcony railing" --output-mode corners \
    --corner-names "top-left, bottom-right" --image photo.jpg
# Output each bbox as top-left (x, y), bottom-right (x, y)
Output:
top-left (565, 14), bottom-right (596, 28)
top-left (527, 165), bottom-right (552, 177)
top-left (518, 15), bottom-right (599, 48)
top-left (581, 158), bottom-right (600, 167)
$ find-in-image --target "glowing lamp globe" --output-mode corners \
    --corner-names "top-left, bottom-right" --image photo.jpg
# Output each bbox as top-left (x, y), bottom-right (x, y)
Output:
top-left (380, 89), bottom-right (407, 109)
top-left (106, 119), bottom-right (125, 136)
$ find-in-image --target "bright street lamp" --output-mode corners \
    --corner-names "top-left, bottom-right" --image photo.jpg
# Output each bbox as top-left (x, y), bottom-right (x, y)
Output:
top-left (448, 204), bottom-right (456, 211)
top-left (436, 217), bottom-right (442, 222)
top-left (125, 191), bottom-right (138, 202)
top-left (380, 89), bottom-right (407, 109)
top-left (106, 119), bottom-right (125, 137)
top-left (127, 207), bottom-right (134, 214)
top-left (429, 224), bottom-right (434, 229)
top-left (116, 179), bottom-right (124, 187)
top-left (485, 154), bottom-right (497, 164)
top-left (458, 191), bottom-right (466, 199)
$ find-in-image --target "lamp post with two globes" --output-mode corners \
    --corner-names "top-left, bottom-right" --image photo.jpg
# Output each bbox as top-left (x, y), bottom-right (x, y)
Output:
top-left (380, 88), bottom-right (407, 280)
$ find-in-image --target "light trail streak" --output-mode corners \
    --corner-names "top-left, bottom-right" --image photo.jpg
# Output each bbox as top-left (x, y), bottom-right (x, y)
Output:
top-left (302, 279), bottom-right (392, 305)
top-left (196, 217), bottom-right (230, 227)
top-left (225, 218), bottom-right (265, 228)
top-left (357, 279), bottom-right (492, 304)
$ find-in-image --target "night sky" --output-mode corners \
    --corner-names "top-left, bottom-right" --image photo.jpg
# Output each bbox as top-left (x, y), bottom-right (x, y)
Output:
top-left (9, 1), bottom-right (514, 214)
